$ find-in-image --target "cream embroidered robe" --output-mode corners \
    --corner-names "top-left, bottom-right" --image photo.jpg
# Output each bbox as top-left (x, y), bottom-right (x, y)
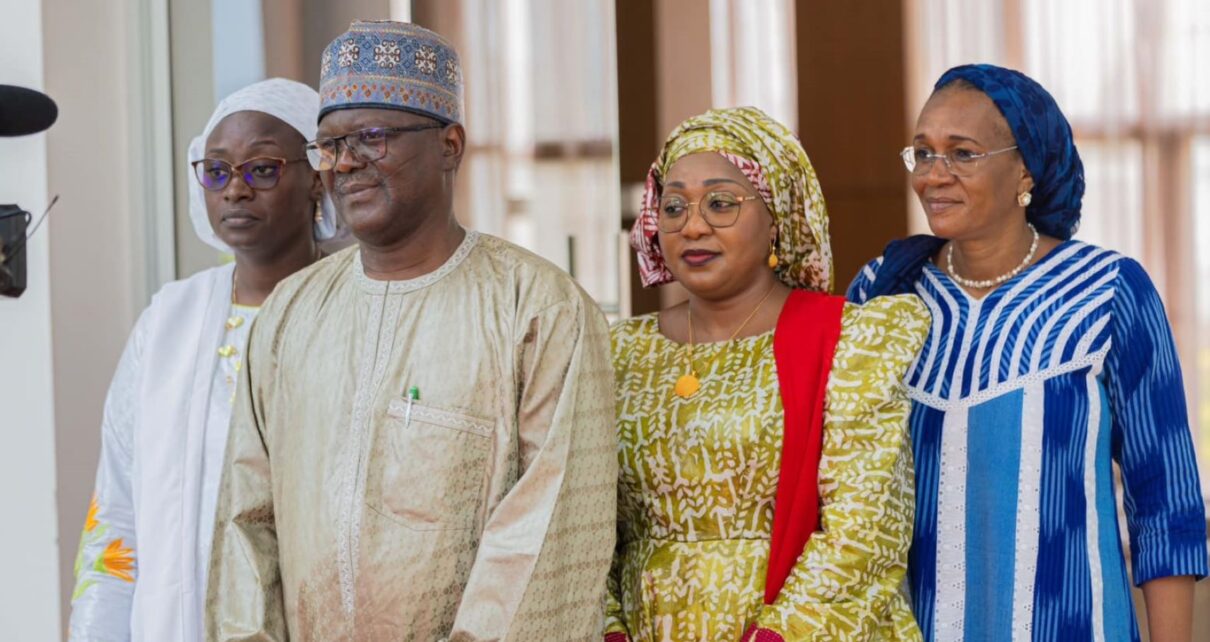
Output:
top-left (205, 231), bottom-right (617, 641)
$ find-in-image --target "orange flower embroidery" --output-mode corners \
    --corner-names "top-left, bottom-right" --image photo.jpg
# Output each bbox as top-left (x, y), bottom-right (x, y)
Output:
top-left (71, 494), bottom-right (138, 600)
top-left (98, 539), bottom-right (135, 582)
top-left (84, 494), bottom-right (99, 532)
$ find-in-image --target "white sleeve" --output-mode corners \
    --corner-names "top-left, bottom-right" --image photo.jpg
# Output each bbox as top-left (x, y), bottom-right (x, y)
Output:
top-left (67, 309), bottom-right (148, 642)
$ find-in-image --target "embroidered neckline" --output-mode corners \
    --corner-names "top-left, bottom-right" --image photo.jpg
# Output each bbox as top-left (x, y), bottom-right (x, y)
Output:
top-left (908, 346), bottom-right (1110, 410)
top-left (907, 242), bottom-right (1121, 405)
top-left (352, 229), bottom-right (480, 295)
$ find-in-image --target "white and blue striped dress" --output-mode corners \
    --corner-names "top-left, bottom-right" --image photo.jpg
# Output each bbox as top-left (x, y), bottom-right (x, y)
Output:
top-left (848, 240), bottom-right (1207, 642)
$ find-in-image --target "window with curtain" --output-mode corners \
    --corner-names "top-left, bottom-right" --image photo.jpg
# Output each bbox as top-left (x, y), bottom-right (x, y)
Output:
top-left (423, 0), bottom-right (622, 317)
top-left (906, 0), bottom-right (1210, 495)
top-left (708, 0), bottom-right (798, 129)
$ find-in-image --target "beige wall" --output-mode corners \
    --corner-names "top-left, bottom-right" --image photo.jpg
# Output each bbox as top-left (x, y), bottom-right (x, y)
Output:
top-left (169, 0), bottom-right (218, 279)
top-left (0, 0), bottom-right (61, 637)
top-left (302, 0), bottom-right (391, 86)
top-left (262, 0), bottom-right (397, 88)
top-left (0, 0), bottom-right (164, 634)
top-left (263, 0), bottom-right (308, 83)
top-left (42, 0), bottom-right (156, 631)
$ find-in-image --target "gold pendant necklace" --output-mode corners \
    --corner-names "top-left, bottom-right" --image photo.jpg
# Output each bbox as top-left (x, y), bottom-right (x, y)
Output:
top-left (675, 283), bottom-right (777, 399)
top-left (218, 269), bottom-right (242, 359)
top-left (227, 268), bottom-right (243, 326)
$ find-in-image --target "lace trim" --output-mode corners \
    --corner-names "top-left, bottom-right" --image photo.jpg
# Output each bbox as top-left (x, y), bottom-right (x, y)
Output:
top-left (335, 294), bottom-right (382, 614)
top-left (932, 410), bottom-right (969, 638)
top-left (336, 230), bottom-right (479, 614)
top-left (385, 398), bottom-right (492, 437)
top-left (336, 291), bottom-right (404, 615)
top-left (352, 230), bottom-right (480, 295)
top-left (1010, 381), bottom-right (1045, 639)
top-left (908, 346), bottom-right (1110, 411)
top-left (1082, 371), bottom-right (1108, 642)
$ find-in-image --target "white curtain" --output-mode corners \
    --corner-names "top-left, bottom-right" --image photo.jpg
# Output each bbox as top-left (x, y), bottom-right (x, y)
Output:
top-left (708, 0), bottom-right (798, 129)
top-left (447, 0), bottom-right (623, 315)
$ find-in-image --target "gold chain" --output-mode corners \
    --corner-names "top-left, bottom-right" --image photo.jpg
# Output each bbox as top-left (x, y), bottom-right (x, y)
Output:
top-left (685, 282), bottom-right (777, 378)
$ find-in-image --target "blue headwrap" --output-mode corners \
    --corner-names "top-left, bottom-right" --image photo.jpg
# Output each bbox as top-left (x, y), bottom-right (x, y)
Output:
top-left (934, 64), bottom-right (1084, 240)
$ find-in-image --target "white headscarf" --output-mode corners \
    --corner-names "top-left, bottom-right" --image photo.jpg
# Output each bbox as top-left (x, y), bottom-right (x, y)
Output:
top-left (187, 77), bottom-right (345, 253)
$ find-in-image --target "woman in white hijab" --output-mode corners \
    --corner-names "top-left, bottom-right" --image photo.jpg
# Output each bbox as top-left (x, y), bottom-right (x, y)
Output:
top-left (68, 78), bottom-right (340, 642)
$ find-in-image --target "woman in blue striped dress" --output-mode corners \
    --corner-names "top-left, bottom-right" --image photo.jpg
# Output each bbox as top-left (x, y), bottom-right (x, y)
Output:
top-left (848, 64), bottom-right (1208, 642)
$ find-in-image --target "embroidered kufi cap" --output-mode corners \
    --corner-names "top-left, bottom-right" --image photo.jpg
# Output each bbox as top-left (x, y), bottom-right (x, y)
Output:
top-left (319, 20), bottom-right (463, 125)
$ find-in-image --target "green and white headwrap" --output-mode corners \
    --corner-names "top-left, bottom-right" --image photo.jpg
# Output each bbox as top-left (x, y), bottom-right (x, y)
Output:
top-left (632, 106), bottom-right (833, 292)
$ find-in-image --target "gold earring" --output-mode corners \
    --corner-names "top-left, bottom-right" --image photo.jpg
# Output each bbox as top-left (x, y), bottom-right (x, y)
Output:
top-left (1018, 191), bottom-right (1032, 207)
top-left (314, 202), bottom-right (323, 223)
top-left (767, 239), bottom-right (779, 270)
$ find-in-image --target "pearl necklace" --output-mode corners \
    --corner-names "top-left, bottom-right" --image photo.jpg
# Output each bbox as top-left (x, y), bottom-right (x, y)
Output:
top-left (946, 223), bottom-right (1039, 290)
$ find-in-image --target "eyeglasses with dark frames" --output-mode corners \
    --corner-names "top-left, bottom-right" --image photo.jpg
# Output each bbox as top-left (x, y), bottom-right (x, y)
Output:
top-left (305, 124), bottom-right (445, 171)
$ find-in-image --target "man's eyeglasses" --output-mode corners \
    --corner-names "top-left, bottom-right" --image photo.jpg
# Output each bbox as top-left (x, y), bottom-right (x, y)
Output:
top-left (305, 124), bottom-right (444, 171)
top-left (657, 191), bottom-right (760, 233)
top-left (900, 145), bottom-right (1018, 177)
top-left (191, 156), bottom-right (309, 192)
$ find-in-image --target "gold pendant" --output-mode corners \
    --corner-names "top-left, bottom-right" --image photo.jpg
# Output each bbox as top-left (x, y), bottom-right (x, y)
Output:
top-left (674, 373), bottom-right (701, 398)
top-left (225, 315), bottom-right (244, 330)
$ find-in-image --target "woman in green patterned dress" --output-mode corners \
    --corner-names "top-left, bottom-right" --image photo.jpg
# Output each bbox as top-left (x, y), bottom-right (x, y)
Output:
top-left (605, 107), bottom-right (928, 642)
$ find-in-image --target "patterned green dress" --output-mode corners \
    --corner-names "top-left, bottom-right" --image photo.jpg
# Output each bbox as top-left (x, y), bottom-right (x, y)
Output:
top-left (606, 295), bottom-right (929, 641)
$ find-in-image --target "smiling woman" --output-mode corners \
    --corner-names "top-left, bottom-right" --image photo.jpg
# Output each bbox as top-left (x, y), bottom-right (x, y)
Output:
top-left (848, 64), bottom-right (1208, 642)
top-left (906, 83), bottom-right (1061, 292)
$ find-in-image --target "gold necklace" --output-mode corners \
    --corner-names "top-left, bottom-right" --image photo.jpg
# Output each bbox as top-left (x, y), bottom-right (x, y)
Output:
top-left (217, 248), bottom-right (321, 361)
top-left (674, 283), bottom-right (777, 399)
top-left (217, 269), bottom-right (243, 359)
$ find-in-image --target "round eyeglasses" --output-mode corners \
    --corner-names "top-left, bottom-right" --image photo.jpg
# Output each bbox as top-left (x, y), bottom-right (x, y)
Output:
top-left (305, 124), bottom-right (444, 171)
top-left (657, 191), bottom-right (760, 233)
top-left (900, 145), bottom-right (1018, 177)
top-left (191, 156), bottom-right (308, 192)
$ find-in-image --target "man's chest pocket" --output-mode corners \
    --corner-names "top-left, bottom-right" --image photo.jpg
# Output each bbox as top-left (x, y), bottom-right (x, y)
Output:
top-left (372, 398), bottom-right (494, 531)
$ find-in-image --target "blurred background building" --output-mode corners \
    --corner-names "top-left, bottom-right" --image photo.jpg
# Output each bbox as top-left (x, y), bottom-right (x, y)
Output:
top-left (1, 0), bottom-right (1207, 638)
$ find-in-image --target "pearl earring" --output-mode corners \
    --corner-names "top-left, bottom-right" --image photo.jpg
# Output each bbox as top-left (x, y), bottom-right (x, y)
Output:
top-left (1018, 191), bottom-right (1032, 207)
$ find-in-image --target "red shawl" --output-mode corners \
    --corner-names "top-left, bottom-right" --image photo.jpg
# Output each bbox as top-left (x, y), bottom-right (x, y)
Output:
top-left (764, 289), bottom-right (846, 604)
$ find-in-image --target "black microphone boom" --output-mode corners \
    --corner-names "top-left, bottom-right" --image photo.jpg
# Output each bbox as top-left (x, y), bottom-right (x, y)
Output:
top-left (0, 85), bottom-right (58, 137)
